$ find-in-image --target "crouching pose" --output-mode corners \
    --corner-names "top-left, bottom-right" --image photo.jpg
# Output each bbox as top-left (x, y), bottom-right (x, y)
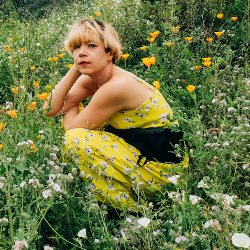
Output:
top-left (43, 19), bottom-right (188, 211)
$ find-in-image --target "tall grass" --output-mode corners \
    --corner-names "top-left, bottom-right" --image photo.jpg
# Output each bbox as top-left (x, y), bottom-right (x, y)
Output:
top-left (0, 0), bottom-right (249, 249)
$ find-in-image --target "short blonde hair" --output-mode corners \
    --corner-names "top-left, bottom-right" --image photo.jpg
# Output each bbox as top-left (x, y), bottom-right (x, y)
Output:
top-left (65, 19), bottom-right (122, 63)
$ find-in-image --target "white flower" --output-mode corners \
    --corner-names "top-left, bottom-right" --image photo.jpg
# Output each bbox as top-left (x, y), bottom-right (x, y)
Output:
top-left (44, 246), bottom-right (54, 250)
top-left (53, 184), bottom-right (61, 192)
top-left (189, 195), bottom-right (201, 205)
top-left (167, 175), bottom-right (180, 185)
top-left (232, 233), bottom-right (250, 248)
top-left (204, 220), bottom-right (214, 228)
top-left (241, 205), bottom-right (250, 211)
top-left (0, 182), bottom-right (3, 188)
top-left (175, 235), bottom-right (187, 243)
top-left (137, 217), bottom-right (151, 228)
top-left (12, 239), bottom-right (28, 249)
top-left (153, 231), bottom-right (159, 236)
top-left (78, 228), bottom-right (87, 238)
top-left (20, 181), bottom-right (26, 188)
top-left (243, 164), bottom-right (249, 170)
top-left (94, 239), bottom-right (99, 243)
top-left (0, 218), bottom-right (8, 223)
top-left (223, 141), bottom-right (229, 146)
top-left (126, 218), bottom-right (132, 223)
top-left (36, 43), bottom-right (40, 46)
top-left (42, 190), bottom-right (52, 199)
top-left (197, 180), bottom-right (209, 189)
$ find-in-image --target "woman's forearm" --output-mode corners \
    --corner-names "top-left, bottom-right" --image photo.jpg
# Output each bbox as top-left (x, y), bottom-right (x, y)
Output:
top-left (43, 65), bottom-right (81, 116)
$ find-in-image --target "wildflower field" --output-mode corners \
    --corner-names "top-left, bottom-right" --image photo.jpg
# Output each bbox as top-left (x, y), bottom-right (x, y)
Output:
top-left (0, 0), bottom-right (250, 249)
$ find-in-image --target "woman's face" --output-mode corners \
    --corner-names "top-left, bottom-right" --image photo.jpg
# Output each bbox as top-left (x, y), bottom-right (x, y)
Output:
top-left (72, 39), bottom-right (113, 76)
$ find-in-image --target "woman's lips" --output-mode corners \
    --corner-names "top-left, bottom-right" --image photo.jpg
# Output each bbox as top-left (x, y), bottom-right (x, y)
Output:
top-left (80, 61), bottom-right (89, 66)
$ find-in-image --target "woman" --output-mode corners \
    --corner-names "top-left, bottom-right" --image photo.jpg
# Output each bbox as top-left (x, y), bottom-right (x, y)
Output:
top-left (43, 19), bottom-right (188, 211)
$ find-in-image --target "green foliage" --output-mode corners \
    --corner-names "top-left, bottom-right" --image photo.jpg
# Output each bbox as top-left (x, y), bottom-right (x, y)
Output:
top-left (0, 0), bottom-right (250, 249)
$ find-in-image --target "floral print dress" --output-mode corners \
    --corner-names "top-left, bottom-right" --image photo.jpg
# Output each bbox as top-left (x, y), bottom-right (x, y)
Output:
top-left (63, 75), bottom-right (188, 210)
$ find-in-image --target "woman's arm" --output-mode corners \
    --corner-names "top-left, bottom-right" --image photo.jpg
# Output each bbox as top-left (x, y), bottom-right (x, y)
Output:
top-left (43, 65), bottom-right (96, 117)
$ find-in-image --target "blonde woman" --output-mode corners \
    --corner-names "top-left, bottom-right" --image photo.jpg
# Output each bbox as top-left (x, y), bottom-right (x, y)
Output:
top-left (43, 19), bottom-right (188, 211)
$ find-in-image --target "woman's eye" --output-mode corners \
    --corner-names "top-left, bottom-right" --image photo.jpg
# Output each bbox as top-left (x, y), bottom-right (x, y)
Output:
top-left (89, 44), bottom-right (96, 47)
top-left (74, 45), bottom-right (80, 50)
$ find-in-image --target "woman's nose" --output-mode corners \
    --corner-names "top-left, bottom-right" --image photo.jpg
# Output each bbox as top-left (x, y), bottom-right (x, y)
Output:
top-left (79, 46), bottom-right (87, 57)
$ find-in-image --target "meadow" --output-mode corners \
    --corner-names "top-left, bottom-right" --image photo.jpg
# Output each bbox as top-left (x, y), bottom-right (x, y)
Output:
top-left (0, 0), bottom-right (250, 249)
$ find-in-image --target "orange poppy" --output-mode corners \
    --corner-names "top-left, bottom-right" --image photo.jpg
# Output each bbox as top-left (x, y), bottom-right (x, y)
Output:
top-left (140, 46), bottom-right (147, 50)
top-left (121, 54), bottom-right (129, 59)
top-left (147, 38), bottom-right (155, 43)
top-left (153, 81), bottom-right (160, 89)
top-left (206, 38), bottom-right (214, 42)
top-left (217, 13), bottom-right (223, 19)
top-left (7, 110), bottom-right (17, 118)
top-left (214, 32), bottom-right (223, 37)
top-left (194, 66), bottom-right (201, 70)
top-left (202, 58), bottom-right (212, 62)
top-left (185, 37), bottom-right (192, 41)
top-left (186, 85), bottom-right (196, 93)
top-left (203, 62), bottom-right (212, 67)
top-left (37, 93), bottom-right (49, 100)
top-left (231, 17), bottom-right (238, 21)
top-left (11, 87), bottom-right (19, 93)
top-left (149, 31), bottom-right (160, 39)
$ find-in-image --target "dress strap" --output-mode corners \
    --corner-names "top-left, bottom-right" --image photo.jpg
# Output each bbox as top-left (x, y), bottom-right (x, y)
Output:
top-left (115, 75), bottom-right (156, 91)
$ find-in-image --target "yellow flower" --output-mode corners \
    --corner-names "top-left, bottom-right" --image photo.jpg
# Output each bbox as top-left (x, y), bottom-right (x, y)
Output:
top-left (20, 48), bottom-right (25, 51)
top-left (185, 37), bottom-right (192, 41)
top-left (6, 47), bottom-right (12, 52)
top-left (46, 85), bottom-right (51, 91)
top-left (0, 144), bottom-right (3, 150)
top-left (147, 38), bottom-right (155, 43)
top-left (166, 42), bottom-right (173, 47)
top-left (202, 58), bottom-right (212, 62)
top-left (149, 31), bottom-right (160, 39)
top-left (206, 38), bottom-right (214, 42)
top-left (31, 66), bottom-right (35, 70)
top-left (10, 38), bottom-right (13, 42)
top-left (37, 93), bottom-right (49, 100)
top-left (0, 123), bottom-right (6, 132)
top-left (62, 47), bottom-right (66, 51)
top-left (115, 5), bottom-right (118, 8)
top-left (67, 64), bottom-right (73, 68)
top-left (33, 148), bottom-right (39, 153)
top-left (217, 13), bottom-right (223, 19)
top-left (104, 1), bottom-right (108, 4)
top-left (89, 16), bottom-right (94, 18)
top-left (186, 85), bottom-right (196, 93)
top-left (203, 62), bottom-right (212, 67)
top-left (48, 58), bottom-right (53, 61)
top-left (121, 54), bottom-right (129, 59)
top-left (5, 45), bottom-right (10, 48)
top-left (18, 36), bottom-right (20, 38)
top-left (153, 81), bottom-right (160, 89)
top-left (26, 102), bottom-right (37, 110)
top-left (30, 142), bottom-right (35, 150)
top-left (95, 12), bottom-right (101, 16)
top-left (53, 57), bottom-right (59, 62)
top-left (214, 32), bottom-right (224, 37)
top-left (11, 87), bottom-right (19, 93)
top-left (7, 110), bottom-right (17, 118)
top-left (231, 17), bottom-right (238, 21)
top-left (26, 22), bottom-right (29, 26)
top-left (194, 66), bottom-right (201, 70)
top-left (38, 31), bottom-right (41, 33)
top-left (172, 26), bottom-right (180, 32)
top-left (233, 76), bottom-right (235, 79)
top-left (37, 135), bottom-right (41, 139)
top-left (58, 54), bottom-right (64, 58)
top-left (142, 57), bottom-right (155, 67)
top-left (33, 81), bottom-right (39, 87)
top-left (140, 46), bottom-right (147, 50)
top-left (12, 59), bottom-right (16, 63)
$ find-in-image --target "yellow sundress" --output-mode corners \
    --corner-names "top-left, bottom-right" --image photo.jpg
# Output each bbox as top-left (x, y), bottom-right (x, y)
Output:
top-left (63, 75), bottom-right (188, 210)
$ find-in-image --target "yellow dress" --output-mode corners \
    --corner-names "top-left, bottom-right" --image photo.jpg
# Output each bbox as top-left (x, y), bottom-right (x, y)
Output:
top-left (63, 75), bottom-right (188, 210)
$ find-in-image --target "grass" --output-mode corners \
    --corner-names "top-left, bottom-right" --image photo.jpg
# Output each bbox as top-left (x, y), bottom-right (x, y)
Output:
top-left (0, 0), bottom-right (250, 249)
